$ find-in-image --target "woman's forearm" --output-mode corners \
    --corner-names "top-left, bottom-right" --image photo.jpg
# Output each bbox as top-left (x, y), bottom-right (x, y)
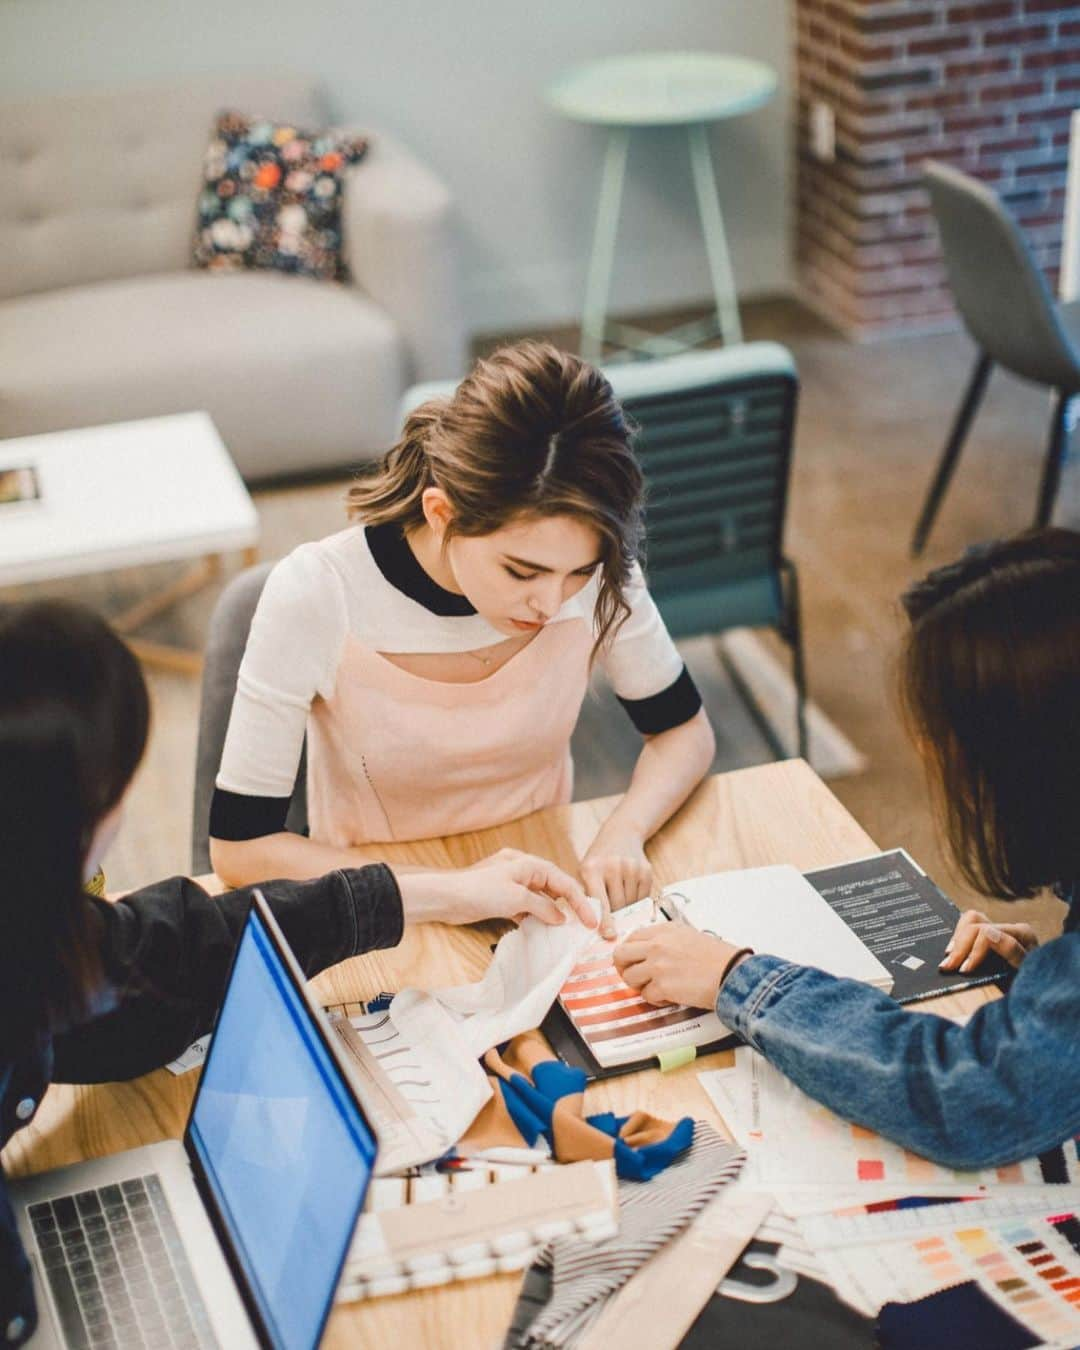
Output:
top-left (608, 708), bottom-right (715, 840)
top-left (209, 832), bottom-right (427, 887)
top-left (716, 945), bottom-right (1078, 1170)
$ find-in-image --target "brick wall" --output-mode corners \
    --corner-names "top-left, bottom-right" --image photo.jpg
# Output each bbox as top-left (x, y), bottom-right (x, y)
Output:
top-left (795, 0), bottom-right (1080, 337)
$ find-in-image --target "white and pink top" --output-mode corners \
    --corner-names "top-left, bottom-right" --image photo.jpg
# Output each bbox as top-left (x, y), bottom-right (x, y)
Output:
top-left (212, 523), bottom-right (701, 847)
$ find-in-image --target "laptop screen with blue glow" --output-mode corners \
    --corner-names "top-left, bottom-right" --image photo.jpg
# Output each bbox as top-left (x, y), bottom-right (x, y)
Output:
top-left (188, 907), bottom-right (376, 1349)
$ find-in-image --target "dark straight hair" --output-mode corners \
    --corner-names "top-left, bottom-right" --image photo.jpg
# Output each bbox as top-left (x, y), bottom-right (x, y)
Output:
top-left (0, 601), bottom-right (150, 1054)
top-left (900, 527), bottom-right (1080, 899)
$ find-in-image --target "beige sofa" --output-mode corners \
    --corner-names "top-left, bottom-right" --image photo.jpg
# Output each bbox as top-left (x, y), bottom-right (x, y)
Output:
top-left (0, 75), bottom-right (466, 479)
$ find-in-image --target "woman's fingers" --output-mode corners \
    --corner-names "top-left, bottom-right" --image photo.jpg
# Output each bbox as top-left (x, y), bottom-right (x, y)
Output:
top-left (958, 926), bottom-right (995, 973)
top-left (515, 887), bottom-right (565, 926)
top-left (617, 954), bottom-right (650, 989)
top-left (939, 909), bottom-right (990, 970)
top-left (972, 924), bottom-right (1037, 971)
top-left (983, 928), bottom-right (1029, 970)
top-left (519, 856), bottom-right (596, 927)
top-left (941, 914), bottom-right (1039, 973)
top-left (580, 861), bottom-right (610, 921)
top-left (595, 892), bottom-right (616, 941)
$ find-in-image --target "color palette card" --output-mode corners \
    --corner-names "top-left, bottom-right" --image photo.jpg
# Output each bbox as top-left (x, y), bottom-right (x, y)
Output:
top-left (699, 1050), bottom-right (1080, 1196)
top-left (805, 1194), bottom-right (1080, 1347)
top-left (557, 902), bottom-right (726, 1068)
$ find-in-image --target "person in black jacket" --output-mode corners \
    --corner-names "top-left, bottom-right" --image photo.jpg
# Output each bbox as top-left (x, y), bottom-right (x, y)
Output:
top-left (0, 599), bottom-right (596, 1347)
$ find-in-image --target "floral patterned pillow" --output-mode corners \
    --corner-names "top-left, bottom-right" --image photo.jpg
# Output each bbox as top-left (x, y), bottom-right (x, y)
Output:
top-left (193, 111), bottom-right (369, 281)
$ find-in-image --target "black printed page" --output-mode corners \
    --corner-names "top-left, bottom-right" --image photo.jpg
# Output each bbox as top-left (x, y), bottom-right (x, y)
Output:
top-left (804, 850), bottom-right (1011, 1004)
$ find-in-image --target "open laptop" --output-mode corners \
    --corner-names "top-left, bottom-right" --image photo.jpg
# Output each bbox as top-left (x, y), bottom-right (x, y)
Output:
top-left (11, 890), bottom-right (379, 1349)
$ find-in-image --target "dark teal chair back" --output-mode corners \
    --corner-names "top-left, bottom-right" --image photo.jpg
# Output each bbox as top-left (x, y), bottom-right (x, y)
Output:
top-left (607, 345), bottom-right (797, 639)
top-left (399, 341), bottom-right (807, 758)
top-left (606, 344), bottom-right (805, 758)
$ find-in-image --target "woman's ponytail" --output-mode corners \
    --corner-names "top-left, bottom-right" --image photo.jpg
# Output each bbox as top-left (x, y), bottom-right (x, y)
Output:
top-left (346, 399), bottom-right (445, 527)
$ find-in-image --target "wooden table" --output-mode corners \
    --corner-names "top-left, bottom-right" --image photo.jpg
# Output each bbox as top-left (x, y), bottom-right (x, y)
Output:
top-left (2, 761), bottom-right (999, 1348)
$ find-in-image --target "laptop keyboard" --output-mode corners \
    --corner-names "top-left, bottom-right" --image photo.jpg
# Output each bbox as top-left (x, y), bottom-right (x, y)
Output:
top-left (28, 1174), bottom-right (219, 1349)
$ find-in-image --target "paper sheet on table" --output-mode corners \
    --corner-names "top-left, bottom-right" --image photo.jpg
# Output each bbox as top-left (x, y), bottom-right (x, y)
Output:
top-left (334, 1009), bottom-right (491, 1174)
top-left (390, 899), bottom-right (602, 1058)
top-left (699, 1049), bottom-right (1080, 1198)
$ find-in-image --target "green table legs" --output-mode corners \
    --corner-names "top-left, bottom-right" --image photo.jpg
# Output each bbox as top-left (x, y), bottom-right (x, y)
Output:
top-left (579, 121), bottom-right (744, 363)
top-left (580, 128), bottom-right (630, 365)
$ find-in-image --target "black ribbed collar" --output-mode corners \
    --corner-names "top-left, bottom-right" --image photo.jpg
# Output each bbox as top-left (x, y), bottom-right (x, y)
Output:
top-left (365, 521), bottom-right (476, 617)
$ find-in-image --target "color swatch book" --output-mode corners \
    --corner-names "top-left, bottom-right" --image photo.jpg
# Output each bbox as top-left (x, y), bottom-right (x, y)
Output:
top-left (555, 865), bottom-right (893, 1072)
top-left (699, 1049), bottom-right (1080, 1199)
top-left (801, 1193), bottom-right (1080, 1348)
top-left (339, 1158), bottom-right (617, 1302)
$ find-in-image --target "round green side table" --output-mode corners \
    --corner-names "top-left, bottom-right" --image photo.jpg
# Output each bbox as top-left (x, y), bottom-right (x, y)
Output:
top-left (545, 51), bottom-right (777, 362)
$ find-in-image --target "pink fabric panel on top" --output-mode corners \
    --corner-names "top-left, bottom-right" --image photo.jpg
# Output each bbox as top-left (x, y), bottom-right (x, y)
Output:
top-left (305, 617), bottom-right (593, 846)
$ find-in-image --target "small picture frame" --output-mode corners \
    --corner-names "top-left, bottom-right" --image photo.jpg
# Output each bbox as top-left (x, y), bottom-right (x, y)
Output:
top-left (0, 464), bottom-right (42, 509)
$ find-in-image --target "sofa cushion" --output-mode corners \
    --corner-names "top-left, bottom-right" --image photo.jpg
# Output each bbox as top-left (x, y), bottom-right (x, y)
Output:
top-left (0, 271), bottom-right (405, 479)
top-left (193, 111), bottom-right (368, 282)
top-left (0, 76), bottom-right (324, 303)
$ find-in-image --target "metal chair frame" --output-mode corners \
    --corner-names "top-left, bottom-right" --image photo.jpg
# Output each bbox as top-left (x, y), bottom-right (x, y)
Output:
top-left (912, 162), bottom-right (1080, 555)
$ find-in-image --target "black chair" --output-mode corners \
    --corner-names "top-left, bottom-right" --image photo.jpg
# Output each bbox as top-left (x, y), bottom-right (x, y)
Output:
top-left (912, 160), bottom-right (1080, 555)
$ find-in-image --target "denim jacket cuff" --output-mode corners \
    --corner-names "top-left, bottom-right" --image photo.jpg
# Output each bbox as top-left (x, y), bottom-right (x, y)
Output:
top-left (714, 953), bottom-right (799, 1039)
top-left (342, 864), bottom-right (405, 954)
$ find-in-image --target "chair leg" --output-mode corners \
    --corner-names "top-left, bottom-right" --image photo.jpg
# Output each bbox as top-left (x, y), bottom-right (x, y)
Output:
top-left (781, 559), bottom-right (809, 762)
top-left (911, 351), bottom-right (993, 556)
top-left (1035, 390), bottom-right (1072, 528)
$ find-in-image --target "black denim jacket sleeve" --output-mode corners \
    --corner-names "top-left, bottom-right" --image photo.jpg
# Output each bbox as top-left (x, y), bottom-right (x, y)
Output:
top-left (0, 866), bottom-right (402, 1346)
top-left (52, 864), bottom-right (404, 1083)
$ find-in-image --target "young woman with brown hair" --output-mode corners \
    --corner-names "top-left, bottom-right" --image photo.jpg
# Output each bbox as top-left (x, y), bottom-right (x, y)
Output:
top-left (614, 528), bottom-right (1080, 1168)
top-left (210, 341), bottom-right (715, 919)
top-left (0, 599), bottom-right (595, 1346)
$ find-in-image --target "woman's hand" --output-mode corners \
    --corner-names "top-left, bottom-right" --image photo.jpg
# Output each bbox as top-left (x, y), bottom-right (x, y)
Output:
top-left (614, 925), bottom-right (742, 1010)
top-left (399, 849), bottom-right (597, 929)
top-left (938, 909), bottom-right (1038, 973)
top-left (580, 827), bottom-right (652, 937)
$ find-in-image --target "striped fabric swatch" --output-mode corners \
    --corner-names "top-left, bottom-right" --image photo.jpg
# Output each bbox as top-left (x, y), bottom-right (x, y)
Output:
top-left (505, 1121), bottom-right (745, 1349)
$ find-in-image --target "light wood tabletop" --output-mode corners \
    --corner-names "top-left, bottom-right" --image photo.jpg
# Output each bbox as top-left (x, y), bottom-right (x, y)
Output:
top-left (2, 760), bottom-right (1000, 1348)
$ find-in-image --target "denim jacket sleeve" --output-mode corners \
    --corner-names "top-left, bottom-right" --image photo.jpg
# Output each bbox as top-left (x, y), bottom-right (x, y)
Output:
top-left (52, 865), bottom-right (403, 1083)
top-left (714, 930), bottom-right (1080, 1171)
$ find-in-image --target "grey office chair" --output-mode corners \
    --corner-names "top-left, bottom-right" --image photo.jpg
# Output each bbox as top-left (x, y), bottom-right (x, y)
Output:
top-left (912, 160), bottom-right (1080, 555)
top-left (191, 562), bottom-right (308, 874)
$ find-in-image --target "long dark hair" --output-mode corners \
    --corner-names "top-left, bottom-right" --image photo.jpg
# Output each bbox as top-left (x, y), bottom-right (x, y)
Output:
top-left (900, 528), bottom-right (1080, 898)
top-left (0, 601), bottom-right (150, 1053)
top-left (346, 340), bottom-right (645, 651)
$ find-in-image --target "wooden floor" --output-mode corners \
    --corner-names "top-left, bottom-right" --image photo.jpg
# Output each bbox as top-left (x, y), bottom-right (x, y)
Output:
top-left (4, 295), bottom-right (1075, 942)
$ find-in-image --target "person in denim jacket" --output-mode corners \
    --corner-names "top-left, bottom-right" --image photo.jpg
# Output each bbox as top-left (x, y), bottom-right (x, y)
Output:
top-left (615, 528), bottom-right (1080, 1171)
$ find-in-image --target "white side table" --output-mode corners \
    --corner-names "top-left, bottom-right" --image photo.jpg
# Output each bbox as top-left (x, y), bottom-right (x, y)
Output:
top-left (546, 51), bottom-right (777, 362)
top-left (0, 412), bottom-right (259, 674)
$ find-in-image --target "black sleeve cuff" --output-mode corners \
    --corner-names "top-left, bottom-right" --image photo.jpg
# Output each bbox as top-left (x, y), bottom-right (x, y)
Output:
top-left (209, 787), bottom-right (291, 841)
top-left (617, 664), bottom-right (703, 735)
top-left (343, 864), bottom-right (406, 953)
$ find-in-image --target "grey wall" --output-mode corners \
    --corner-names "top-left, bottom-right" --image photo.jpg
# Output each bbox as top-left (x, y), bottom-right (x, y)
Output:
top-left (0, 0), bottom-right (792, 338)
